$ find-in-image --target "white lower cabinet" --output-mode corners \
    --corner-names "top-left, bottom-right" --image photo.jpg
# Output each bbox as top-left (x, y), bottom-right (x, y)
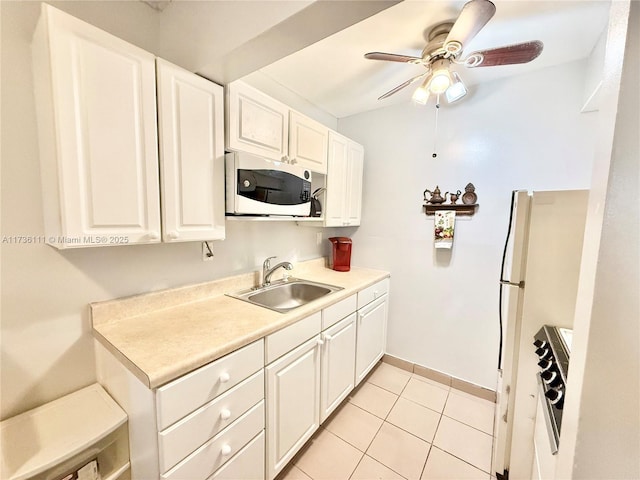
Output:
top-left (266, 335), bottom-right (322, 480)
top-left (320, 313), bottom-right (356, 422)
top-left (96, 340), bottom-right (265, 480)
top-left (97, 278), bottom-right (389, 480)
top-left (355, 282), bottom-right (389, 385)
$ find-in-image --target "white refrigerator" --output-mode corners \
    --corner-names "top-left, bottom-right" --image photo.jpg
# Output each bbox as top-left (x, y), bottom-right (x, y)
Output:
top-left (493, 190), bottom-right (589, 480)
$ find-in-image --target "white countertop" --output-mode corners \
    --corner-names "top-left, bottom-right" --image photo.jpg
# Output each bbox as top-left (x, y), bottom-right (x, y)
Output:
top-left (91, 258), bottom-right (390, 389)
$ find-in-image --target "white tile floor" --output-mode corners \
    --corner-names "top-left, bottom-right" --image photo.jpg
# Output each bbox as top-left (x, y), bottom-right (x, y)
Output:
top-left (278, 362), bottom-right (496, 480)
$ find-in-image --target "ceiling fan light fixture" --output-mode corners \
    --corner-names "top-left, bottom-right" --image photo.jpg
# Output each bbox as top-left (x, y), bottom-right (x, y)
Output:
top-left (445, 72), bottom-right (467, 103)
top-left (427, 59), bottom-right (452, 94)
top-left (412, 77), bottom-right (431, 105)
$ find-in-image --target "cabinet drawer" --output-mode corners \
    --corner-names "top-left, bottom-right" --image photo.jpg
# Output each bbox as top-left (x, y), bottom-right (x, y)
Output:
top-left (156, 340), bottom-right (264, 430)
top-left (158, 370), bottom-right (264, 473)
top-left (357, 278), bottom-right (389, 309)
top-left (265, 311), bottom-right (321, 364)
top-left (209, 431), bottom-right (265, 480)
top-left (162, 401), bottom-right (265, 480)
top-left (322, 294), bottom-right (357, 330)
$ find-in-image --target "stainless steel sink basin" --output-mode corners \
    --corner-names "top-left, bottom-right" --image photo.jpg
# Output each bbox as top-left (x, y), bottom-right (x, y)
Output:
top-left (228, 278), bottom-right (343, 313)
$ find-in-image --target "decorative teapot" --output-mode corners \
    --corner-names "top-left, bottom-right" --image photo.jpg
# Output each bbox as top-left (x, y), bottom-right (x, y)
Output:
top-left (423, 186), bottom-right (447, 204)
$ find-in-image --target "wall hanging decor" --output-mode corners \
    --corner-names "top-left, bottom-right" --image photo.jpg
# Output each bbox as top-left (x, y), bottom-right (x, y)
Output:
top-left (423, 183), bottom-right (478, 215)
top-left (434, 210), bottom-right (456, 249)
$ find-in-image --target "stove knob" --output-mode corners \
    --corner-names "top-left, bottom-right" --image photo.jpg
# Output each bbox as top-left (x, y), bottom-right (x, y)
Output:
top-left (533, 339), bottom-right (548, 349)
top-left (548, 376), bottom-right (563, 388)
top-left (535, 347), bottom-right (552, 360)
top-left (541, 370), bottom-right (561, 387)
top-left (545, 388), bottom-right (564, 408)
top-left (538, 359), bottom-right (553, 370)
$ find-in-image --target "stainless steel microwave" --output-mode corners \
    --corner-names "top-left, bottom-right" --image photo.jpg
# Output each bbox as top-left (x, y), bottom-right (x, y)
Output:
top-left (225, 151), bottom-right (312, 216)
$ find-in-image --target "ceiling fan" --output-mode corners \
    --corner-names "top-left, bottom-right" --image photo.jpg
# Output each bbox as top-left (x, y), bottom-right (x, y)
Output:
top-left (364, 0), bottom-right (543, 104)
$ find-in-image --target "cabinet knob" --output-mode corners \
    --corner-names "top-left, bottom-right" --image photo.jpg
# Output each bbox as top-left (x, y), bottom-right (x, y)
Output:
top-left (221, 444), bottom-right (232, 456)
top-left (168, 231), bottom-right (179, 240)
top-left (316, 338), bottom-right (325, 346)
top-left (220, 408), bottom-right (231, 420)
top-left (148, 232), bottom-right (160, 241)
top-left (323, 333), bottom-right (333, 341)
top-left (219, 372), bottom-right (230, 383)
top-left (290, 158), bottom-right (298, 165)
top-left (373, 291), bottom-right (379, 298)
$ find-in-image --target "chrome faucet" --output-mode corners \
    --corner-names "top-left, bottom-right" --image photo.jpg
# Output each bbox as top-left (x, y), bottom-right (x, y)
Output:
top-left (262, 256), bottom-right (293, 287)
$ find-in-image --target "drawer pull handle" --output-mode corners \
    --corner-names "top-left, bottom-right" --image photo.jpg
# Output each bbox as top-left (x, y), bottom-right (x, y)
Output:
top-left (220, 409), bottom-right (231, 420)
top-left (219, 372), bottom-right (230, 383)
top-left (221, 444), bottom-right (232, 456)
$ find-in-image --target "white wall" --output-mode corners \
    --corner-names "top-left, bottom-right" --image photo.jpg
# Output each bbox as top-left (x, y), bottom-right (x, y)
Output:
top-left (0, 1), bottom-right (336, 420)
top-left (556, 1), bottom-right (639, 477)
top-left (338, 61), bottom-right (599, 389)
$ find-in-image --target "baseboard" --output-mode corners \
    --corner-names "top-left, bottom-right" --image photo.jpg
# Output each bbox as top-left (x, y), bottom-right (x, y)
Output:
top-left (382, 354), bottom-right (497, 403)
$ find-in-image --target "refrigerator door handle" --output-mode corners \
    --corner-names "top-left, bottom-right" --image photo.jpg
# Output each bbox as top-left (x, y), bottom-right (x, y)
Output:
top-left (500, 280), bottom-right (525, 288)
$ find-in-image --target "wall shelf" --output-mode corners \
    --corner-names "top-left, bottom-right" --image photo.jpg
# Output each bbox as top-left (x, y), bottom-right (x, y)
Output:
top-left (423, 204), bottom-right (478, 216)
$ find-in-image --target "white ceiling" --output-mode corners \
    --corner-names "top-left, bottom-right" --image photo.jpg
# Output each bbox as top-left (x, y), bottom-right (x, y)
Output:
top-left (258, 0), bottom-right (610, 118)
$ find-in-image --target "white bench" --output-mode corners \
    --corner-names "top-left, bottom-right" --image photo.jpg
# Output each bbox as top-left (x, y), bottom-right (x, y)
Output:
top-left (0, 384), bottom-right (129, 480)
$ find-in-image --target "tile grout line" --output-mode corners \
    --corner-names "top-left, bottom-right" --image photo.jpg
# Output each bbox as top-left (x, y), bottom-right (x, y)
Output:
top-left (418, 384), bottom-right (452, 479)
top-left (430, 445), bottom-right (494, 476)
top-left (440, 412), bottom-right (495, 437)
top-left (434, 388), bottom-right (495, 475)
top-left (367, 373), bottom-right (432, 480)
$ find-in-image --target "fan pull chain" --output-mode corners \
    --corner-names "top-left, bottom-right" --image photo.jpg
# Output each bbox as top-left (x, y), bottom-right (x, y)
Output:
top-left (432, 95), bottom-right (441, 158)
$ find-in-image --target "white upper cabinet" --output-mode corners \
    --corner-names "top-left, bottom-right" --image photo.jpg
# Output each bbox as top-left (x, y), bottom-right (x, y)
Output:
top-left (288, 111), bottom-right (328, 174)
top-left (156, 59), bottom-right (225, 243)
top-left (345, 141), bottom-right (364, 225)
top-left (32, 4), bottom-right (161, 248)
top-left (226, 81), bottom-right (289, 162)
top-left (226, 82), bottom-right (330, 174)
top-left (325, 132), bottom-right (349, 227)
top-left (325, 132), bottom-right (364, 227)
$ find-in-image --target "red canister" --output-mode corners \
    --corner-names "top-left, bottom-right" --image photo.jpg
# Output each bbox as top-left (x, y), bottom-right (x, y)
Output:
top-left (329, 237), bottom-right (352, 272)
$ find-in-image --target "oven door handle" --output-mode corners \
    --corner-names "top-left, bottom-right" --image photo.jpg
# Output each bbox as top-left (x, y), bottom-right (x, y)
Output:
top-left (536, 373), bottom-right (559, 455)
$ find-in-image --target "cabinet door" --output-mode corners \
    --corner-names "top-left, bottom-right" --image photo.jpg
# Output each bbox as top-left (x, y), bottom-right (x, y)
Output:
top-left (226, 81), bottom-right (288, 161)
top-left (266, 335), bottom-right (321, 480)
top-left (355, 296), bottom-right (388, 386)
top-left (325, 132), bottom-right (348, 227)
top-left (33, 5), bottom-right (161, 247)
top-left (345, 141), bottom-right (364, 226)
top-left (156, 59), bottom-right (225, 243)
top-left (289, 111), bottom-right (328, 174)
top-left (320, 314), bottom-right (356, 423)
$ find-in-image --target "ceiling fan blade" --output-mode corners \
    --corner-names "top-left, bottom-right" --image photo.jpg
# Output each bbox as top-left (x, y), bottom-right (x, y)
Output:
top-left (365, 52), bottom-right (423, 64)
top-left (444, 0), bottom-right (496, 53)
top-left (378, 73), bottom-right (427, 100)
top-left (464, 41), bottom-right (544, 67)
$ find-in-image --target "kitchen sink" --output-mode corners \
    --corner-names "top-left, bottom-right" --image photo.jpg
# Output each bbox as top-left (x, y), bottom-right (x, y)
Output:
top-left (228, 278), bottom-right (343, 313)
